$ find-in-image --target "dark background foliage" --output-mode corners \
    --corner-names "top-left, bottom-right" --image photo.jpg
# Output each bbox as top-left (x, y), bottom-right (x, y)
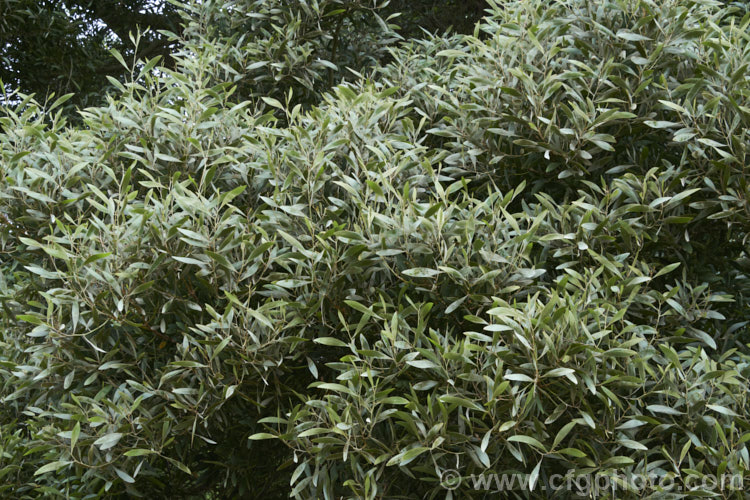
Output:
top-left (1, 0), bottom-right (489, 111)
top-left (0, 0), bottom-right (182, 109)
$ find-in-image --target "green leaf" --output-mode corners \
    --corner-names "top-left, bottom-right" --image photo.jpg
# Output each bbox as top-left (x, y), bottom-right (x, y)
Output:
top-left (170, 361), bottom-right (207, 368)
top-left (386, 446), bottom-right (430, 466)
top-left (616, 30), bottom-right (651, 41)
top-left (313, 337), bottom-right (348, 347)
top-left (221, 185), bottom-right (246, 206)
top-left (697, 138), bottom-right (725, 148)
top-left (313, 383), bottom-right (354, 395)
top-left (298, 428), bottom-right (329, 438)
top-left (543, 368), bottom-right (575, 378)
top-left (344, 300), bottom-right (376, 317)
top-left (706, 404), bottom-right (738, 417)
top-left (172, 256), bottom-right (206, 266)
top-left (24, 265), bottom-right (59, 279)
top-left (48, 93), bottom-right (74, 112)
top-left (381, 397), bottom-right (410, 405)
top-left (557, 448), bottom-right (586, 458)
top-left (438, 395), bottom-right (485, 412)
top-left (507, 435), bottom-right (547, 452)
top-left (530, 459), bottom-right (542, 490)
top-left (552, 421), bottom-right (577, 450)
top-left (644, 120), bottom-right (680, 129)
top-left (109, 48), bottom-right (129, 70)
top-left (402, 267), bottom-right (441, 278)
top-left (658, 100), bottom-right (688, 114)
top-left (115, 468), bottom-right (135, 483)
top-left (124, 449), bottom-right (155, 456)
top-left (70, 422), bottom-right (80, 449)
top-left (407, 360), bottom-right (440, 370)
top-left (619, 439), bottom-right (648, 451)
top-left (34, 461), bottom-right (72, 476)
top-left (16, 315), bottom-right (42, 325)
top-left (248, 433), bottom-right (277, 440)
top-left (131, 280), bottom-right (155, 295)
top-left (646, 405), bottom-right (683, 416)
top-left (603, 456), bottom-right (635, 466)
top-left (248, 242), bottom-right (275, 261)
top-left (261, 97), bottom-right (284, 109)
top-left (366, 180), bottom-right (384, 198)
top-left (93, 432), bottom-right (123, 450)
top-left (505, 373), bottom-right (535, 383)
top-left (654, 262), bottom-right (680, 278)
top-left (436, 49), bottom-right (467, 58)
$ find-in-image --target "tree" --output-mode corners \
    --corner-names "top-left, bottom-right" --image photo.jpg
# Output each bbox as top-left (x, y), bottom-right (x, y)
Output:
top-left (1, 0), bottom-right (749, 498)
top-left (0, 0), bottom-right (181, 110)
top-left (385, 0), bottom-right (489, 36)
top-left (0, 0), bottom-right (491, 112)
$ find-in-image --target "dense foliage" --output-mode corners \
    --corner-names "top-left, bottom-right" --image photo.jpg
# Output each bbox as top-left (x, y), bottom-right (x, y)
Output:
top-left (0, 0), bottom-right (487, 111)
top-left (2, 0), bottom-right (750, 498)
top-left (0, 0), bottom-right (182, 110)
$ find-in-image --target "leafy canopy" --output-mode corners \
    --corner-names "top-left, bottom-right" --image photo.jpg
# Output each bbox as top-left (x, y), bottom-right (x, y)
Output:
top-left (1, 0), bottom-right (750, 498)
